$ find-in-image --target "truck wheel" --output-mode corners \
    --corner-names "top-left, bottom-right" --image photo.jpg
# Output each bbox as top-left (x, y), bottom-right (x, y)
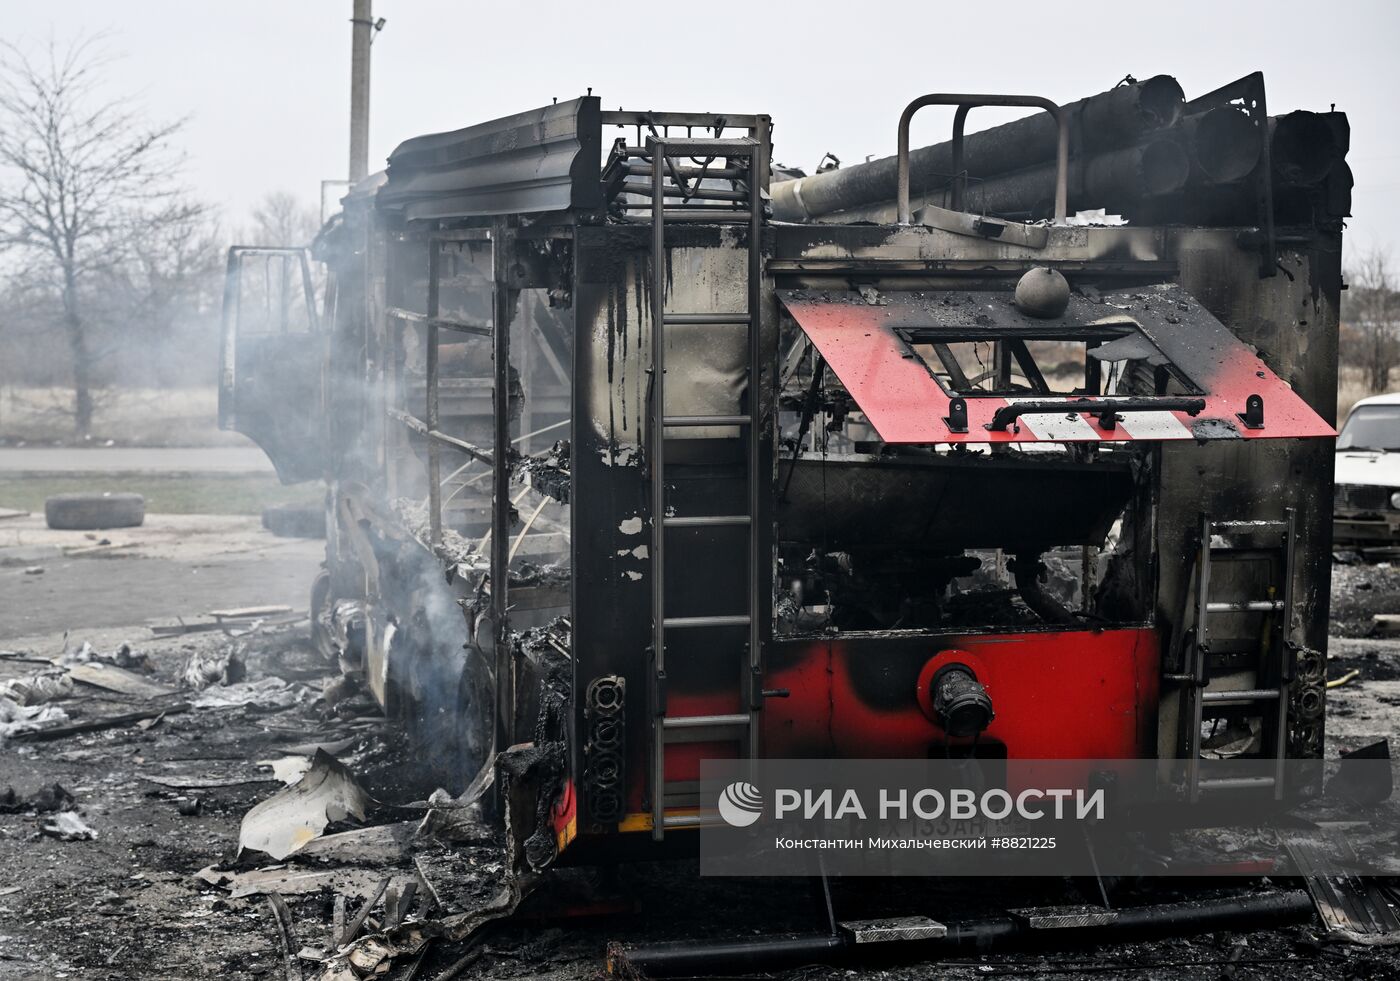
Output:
top-left (44, 492), bottom-right (145, 530)
top-left (310, 569), bottom-right (335, 660)
top-left (262, 503), bottom-right (327, 539)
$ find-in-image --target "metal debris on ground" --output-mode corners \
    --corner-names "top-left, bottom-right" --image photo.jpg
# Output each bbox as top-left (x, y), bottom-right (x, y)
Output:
top-left (276, 734), bottom-right (364, 757)
top-left (65, 661), bottom-right (175, 698)
top-left (181, 644), bottom-right (246, 690)
top-left (0, 671), bottom-right (73, 705)
top-left (258, 755), bottom-right (315, 785)
top-left (265, 892), bottom-right (305, 981)
top-left (1285, 833), bottom-right (1400, 945)
top-left (316, 876), bottom-right (527, 981)
top-left (0, 694), bottom-right (69, 741)
top-left (238, 749), bottom-right (370, 860)
top-left (212, 605), bottom-right (304, 638)
top-left (9, 701), bottom-right (190, 742)
top-left (339, 875), bottom-right (391, 946)
top-left (193, 677), bottom-right (313, 709)
top-left (149, 606), bottom-right (306, 638)
top-left (0, 782), bottom-right (75, 814)
top-left (0, 640), bottom-right (168, 711)
top-left (58, 638), bottom-right (149, 670)
top-left (40, 811), bottom-right (96, 841)
top-left (295, 821), bottom-right (418, 864)
top-left (1371, 613), bottom-right (1400, 636)
top-left (140, 767), bottom-right (281, 790)
top-left (200, 865), bottom-right (419, 902)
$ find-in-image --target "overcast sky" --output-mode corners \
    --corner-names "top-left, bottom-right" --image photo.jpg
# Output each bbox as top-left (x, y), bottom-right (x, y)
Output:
top-left (8, 0), bottom-right (1398, 261)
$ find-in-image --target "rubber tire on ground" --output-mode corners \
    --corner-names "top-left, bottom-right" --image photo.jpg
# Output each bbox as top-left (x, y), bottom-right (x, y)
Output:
top-left (262, 503), bottom-right (327, 539)
top-left (44, 492), bottom-right (146, 531)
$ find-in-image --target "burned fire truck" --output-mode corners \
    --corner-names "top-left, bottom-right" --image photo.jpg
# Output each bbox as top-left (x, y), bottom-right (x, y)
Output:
top-left (220, 73), bottom-right (1350, 872)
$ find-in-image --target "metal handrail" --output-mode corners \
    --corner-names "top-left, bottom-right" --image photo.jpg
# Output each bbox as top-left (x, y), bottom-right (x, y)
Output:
top-left (896, 94), bottom-right (1069, 225)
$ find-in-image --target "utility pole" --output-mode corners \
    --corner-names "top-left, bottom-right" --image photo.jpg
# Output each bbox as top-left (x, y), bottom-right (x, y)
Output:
top-left (348, 0), bottom-right (372, 182)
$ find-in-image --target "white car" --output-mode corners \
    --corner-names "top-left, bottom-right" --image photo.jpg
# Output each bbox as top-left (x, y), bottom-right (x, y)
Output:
top-left (1334, 393), bottom-right (1400, 549)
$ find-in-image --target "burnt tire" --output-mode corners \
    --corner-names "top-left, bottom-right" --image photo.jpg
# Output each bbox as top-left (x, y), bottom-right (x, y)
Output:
top-left (262, 503), bottom-right (326, 539)
top-left (44, 492), bottom-right (145, 531)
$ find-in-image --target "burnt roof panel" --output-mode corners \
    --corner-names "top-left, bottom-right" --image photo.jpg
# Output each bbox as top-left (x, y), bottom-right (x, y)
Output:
top-left (377, 97), bottom-right (602, 221)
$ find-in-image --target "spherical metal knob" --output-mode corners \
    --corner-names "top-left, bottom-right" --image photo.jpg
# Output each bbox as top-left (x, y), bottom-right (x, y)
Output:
top-left (1014, 266), bottom-right (1070, 319)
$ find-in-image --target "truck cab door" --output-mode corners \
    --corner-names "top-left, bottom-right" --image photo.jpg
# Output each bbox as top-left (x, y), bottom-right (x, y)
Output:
top-left (218, 247), bottom-right (327, 483)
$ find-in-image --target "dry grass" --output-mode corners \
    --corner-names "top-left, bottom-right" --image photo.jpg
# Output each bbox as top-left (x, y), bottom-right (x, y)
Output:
top-left (1337, 365), bottom-right (1393, 423)
top-left (0, 473), bottom-right (320, 516)
top-left (0, 386), bottom-right (245, 446)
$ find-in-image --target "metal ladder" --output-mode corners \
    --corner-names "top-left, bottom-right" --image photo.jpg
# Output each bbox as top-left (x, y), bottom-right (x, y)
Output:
top-left (647, 135), bottom-right (765, 839)
top-left (1183, 509), bottom-right (1297, 801)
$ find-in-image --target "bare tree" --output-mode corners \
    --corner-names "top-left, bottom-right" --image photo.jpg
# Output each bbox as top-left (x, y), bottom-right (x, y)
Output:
top-left (247, 190), bottom-right (321, 247)
top-left (0, 37), bottom-right (202, 437)
top-left (1347, 248), bottom-right (1399, 394)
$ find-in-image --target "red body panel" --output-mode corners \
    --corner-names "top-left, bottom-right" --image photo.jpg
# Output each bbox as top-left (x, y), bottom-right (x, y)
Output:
top-left (632, 628), bottom-right (1161, 810)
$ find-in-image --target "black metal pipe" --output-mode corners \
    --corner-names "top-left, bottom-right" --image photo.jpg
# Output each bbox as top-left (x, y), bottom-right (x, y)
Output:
top-left (825, 140), bottom-right (1190, 224)
top-left (1184, 107), bottom-right (1262, 184)
top-left (611, 890), bottom-right (1315, 977)
top-left (967, 140), bottom-right (1189, 218)
top-left (1270, 111), bottom-right (1340, 186)
top-left (1011, 554), bottom-right (1076, 626)
top-left (772, 76), bottom-right (1183, 221)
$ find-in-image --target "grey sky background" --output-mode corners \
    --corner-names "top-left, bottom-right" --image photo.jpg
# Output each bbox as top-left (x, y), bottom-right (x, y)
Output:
top-left (7, 0), bottom-right (1398, 261)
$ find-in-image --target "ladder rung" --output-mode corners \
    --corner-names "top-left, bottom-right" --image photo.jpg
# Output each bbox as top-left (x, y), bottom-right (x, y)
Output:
top-left (662, 813), bottom-right (703, 829)
top-left (663, 614), bottom-right (751, 629)
top-left (663, 313), bottom-right (752, 325)
top-left (663, 515), bottom-right (751, 528)
top-left (1197, 776), bottom-right (1277, 791)
top-left (632, 212), bottom-right (751, 225)
top-left (1201, 688), bottom-right (1282, 703)
top-left (663, 414), bottom-right (751, 427)
top-left (649, 137), bottom-right (757, 155)
top-left (662, 714), bottom-right (750, 743)
top-left (1206, 600), bottom-right (1283, 613)
top-left (1208, 548), bottom-right (1282, 561)
top-left (624, 162), bottom-right (745, 180)
top-left (664, 713), bottom-right (751, 729)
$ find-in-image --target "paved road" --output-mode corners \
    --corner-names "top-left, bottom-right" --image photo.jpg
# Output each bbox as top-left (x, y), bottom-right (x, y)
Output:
top-left (0, 548), bottom-right (322, 641)
top-left (0, 446), bottom-right (273, 473)
top-left (0, 514), bottom-right (323, 642)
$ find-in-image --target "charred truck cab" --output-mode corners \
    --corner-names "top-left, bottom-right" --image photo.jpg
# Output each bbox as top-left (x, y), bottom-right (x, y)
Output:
top-left (221, 74), bottom-right (1348, 869)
